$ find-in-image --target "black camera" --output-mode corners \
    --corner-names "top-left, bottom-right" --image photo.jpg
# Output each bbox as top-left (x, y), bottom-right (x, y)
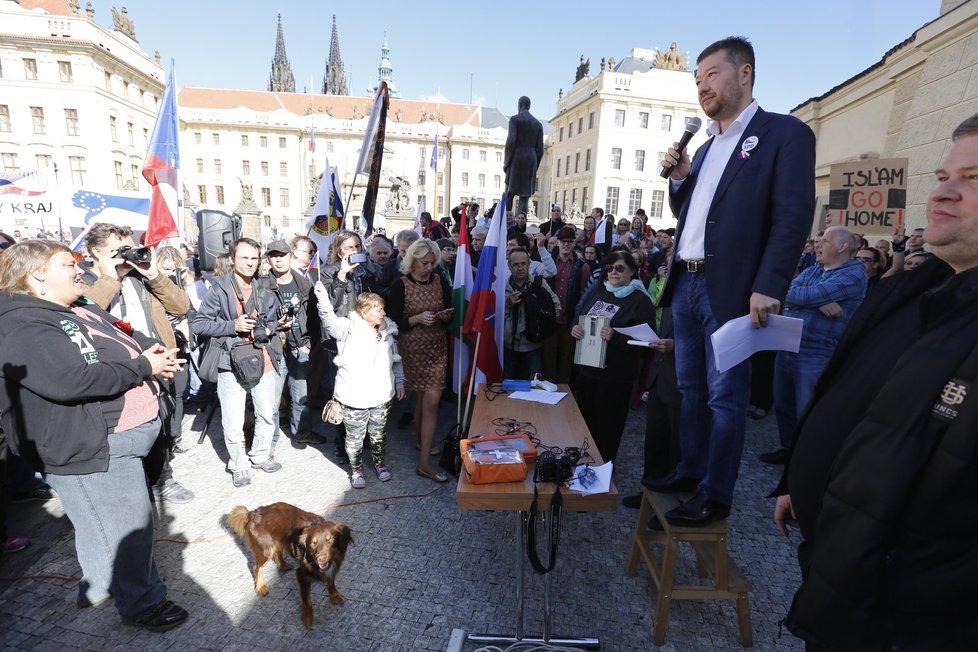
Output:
top-left (252, 315), bottom-right (270, 345)
top-left (535, 450), bottom-right (575, 485)
top-left (277, 303), bottom-right (297, 320)
top-left (115, 245), bottom-right (151, 264)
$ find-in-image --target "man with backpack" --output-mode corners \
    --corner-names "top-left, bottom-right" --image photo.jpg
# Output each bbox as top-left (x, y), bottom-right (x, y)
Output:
top-left (504, 247), bottom-right (560, 379)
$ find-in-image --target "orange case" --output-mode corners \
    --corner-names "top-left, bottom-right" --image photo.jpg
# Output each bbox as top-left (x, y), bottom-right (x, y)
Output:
top-left (460, 434), bottom-right (536, 484)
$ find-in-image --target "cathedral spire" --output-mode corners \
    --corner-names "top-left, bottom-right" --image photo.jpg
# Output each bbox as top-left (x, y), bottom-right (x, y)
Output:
top-left (322, 14), bottom-right (348, 95)
top-left (268, 13), bottom-right (296, 93)
top-left (368, 30), bottom-right (399, 98)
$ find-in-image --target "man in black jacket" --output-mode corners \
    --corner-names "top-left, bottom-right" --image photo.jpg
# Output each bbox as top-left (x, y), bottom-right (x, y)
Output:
top-left (266, 240), bottom-right (322, 447)
top-left (774, 114), bottom-right (978, 650)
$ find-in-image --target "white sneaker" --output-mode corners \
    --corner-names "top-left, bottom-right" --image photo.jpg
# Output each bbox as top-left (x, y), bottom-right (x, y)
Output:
top-left (375, 464), bottom-right (392, 482)
top-left (350, 468), bottom-right (366, 489)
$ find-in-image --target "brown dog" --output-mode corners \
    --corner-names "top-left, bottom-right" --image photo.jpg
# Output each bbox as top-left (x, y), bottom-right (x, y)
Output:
top-left (227, 502), bottom-right (352, 628)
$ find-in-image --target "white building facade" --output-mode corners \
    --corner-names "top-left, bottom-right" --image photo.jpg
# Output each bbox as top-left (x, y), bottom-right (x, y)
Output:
top-left (543, 47), bottom-right (708, 229)
top-left (0, 0), bottom-right (164, 232)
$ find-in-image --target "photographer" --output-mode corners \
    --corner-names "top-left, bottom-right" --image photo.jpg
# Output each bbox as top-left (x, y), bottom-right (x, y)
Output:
top-left (265, 240), bottom-right (319, 447)
top-left (192, 238), bottom-right (292, 488)
top-left (82, 223), bottom-right (193, 505)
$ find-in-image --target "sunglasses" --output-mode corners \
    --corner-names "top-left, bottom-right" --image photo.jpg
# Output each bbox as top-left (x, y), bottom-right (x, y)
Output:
top-left (605, 264), bottom-right (630, 273)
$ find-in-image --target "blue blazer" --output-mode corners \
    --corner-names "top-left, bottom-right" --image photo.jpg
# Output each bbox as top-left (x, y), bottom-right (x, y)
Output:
top-left (658, 107), bottom-right (816, 325)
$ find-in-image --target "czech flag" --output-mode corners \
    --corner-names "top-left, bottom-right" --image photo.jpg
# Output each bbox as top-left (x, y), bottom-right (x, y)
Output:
top-left (141, 61), bottom-right (180, 248)
top-left (462, 194), bottom-right (508, 388)
top-left (0, 170), bottom-right (45, 196)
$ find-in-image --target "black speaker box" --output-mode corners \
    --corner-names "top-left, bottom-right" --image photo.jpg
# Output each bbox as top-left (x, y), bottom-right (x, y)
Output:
top-left (196, 210), bottom-right (239, 271)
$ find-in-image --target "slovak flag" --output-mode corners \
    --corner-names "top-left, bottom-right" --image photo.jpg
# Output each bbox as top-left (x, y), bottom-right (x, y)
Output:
top-left (462, 194), bottom-right (508, 388)
top-left (141, 61), bottom-right (180, 247)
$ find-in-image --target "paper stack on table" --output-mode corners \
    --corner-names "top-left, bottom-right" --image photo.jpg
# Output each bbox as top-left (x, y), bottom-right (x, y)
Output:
top-left (710, 314), bottom-right (804, 373)
top-left (508, 389), bottom-right (567, 405)
top-left (568, 461), bottom-right (613, 496)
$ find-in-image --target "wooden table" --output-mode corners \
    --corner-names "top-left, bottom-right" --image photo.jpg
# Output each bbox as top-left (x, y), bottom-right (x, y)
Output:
top-left (457, 385), bottom-right (617, 648)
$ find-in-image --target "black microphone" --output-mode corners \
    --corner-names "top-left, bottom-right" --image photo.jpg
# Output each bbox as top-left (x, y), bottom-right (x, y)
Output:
top-left (659, 117), bottom-right (703, 179)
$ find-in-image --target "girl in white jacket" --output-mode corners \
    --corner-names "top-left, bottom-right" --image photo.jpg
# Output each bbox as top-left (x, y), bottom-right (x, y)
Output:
top-left (315, 287), bottom-right (405, 488)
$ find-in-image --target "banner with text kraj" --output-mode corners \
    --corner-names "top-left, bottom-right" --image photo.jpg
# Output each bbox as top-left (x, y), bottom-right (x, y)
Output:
top-left (1, 186), bottom-right (149, 235)
top-left (827, 158), bottom-right (908, 236)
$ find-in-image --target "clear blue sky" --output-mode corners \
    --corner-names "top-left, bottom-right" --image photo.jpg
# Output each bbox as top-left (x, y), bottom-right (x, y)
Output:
top-left (124, 0), bottom-right (940, 117)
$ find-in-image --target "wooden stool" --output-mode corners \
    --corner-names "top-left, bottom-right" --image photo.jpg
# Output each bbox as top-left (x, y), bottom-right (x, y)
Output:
top-left (625, 489), bottom-right (753, 647)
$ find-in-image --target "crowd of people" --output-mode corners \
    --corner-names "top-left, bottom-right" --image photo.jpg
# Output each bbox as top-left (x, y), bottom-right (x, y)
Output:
top-left (0, 35), bottom-right (976, 649)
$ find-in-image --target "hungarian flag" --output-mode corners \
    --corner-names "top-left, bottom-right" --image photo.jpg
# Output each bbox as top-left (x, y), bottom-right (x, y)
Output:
top-left (307, 157), bottom-right (344, 267)
top-left (357, 82), bottom-right (389, 236)
top-left (450, 212), bottom-right (474, 394)
top-left (462, 195), bottom-right (507, 387)
top-left (141, 61), bottom-right (180, 247)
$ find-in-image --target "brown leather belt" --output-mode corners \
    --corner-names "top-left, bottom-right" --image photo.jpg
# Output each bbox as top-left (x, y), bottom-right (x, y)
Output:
top-left (681, 259), bottom-right (706, 273)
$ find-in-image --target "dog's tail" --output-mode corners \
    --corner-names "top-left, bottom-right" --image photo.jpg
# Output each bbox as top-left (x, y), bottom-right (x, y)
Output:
top-left (226, 505), bottom-right (251, 538)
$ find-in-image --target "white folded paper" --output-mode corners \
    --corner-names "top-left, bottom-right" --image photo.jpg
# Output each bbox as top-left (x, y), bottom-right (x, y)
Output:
top-left (710, 314), bottom-right (804, 373)
top-left (508, 389), bottom-right (568, 405)
top-left (613, 323), bottom-right (660, 342)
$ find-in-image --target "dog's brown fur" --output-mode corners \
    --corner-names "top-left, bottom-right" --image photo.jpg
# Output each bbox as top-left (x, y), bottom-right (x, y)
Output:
top-left (227, 502), bottom-right (352, 628)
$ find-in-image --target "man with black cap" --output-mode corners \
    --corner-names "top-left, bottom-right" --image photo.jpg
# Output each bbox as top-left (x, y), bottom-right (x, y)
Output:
top-left (266, 240), bottom-right (322, 447)
top-left (543, 225), bottom-right (587, 384)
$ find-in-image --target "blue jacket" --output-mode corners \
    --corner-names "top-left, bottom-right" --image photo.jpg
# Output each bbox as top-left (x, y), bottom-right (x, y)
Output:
top-left (659, 108), bottom-right (817, 324)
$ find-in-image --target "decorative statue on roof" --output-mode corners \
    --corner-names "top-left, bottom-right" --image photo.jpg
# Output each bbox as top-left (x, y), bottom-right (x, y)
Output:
top-left (574, 55), bottom-right (590, 82)
top-left (111, 6), bottom-right (136, 41)
top-left (85, 2), bottom-right (94, 18)
top-left (655, 42), bottom-right (689, 71)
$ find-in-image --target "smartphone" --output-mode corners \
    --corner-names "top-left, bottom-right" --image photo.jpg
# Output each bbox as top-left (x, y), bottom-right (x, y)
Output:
top-left (348, 252), bottom-right (368, 264)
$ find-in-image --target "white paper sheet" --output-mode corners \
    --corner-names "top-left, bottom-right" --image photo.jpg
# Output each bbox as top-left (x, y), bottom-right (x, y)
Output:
top-left (613, 323), bottom-right (660, 342)
top-left (508, 389), bottom-right (568, 405)
top-left (568, 461), bottom-right (613, 495)
top-left (710, 314), bottom-right (804, 373)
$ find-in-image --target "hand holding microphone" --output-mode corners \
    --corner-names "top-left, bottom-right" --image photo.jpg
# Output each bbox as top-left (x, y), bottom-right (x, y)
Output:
top-left (660, 116), bottom-right (703, 180)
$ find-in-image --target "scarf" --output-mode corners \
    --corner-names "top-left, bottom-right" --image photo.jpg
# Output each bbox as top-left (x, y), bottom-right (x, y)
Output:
top-left (604, 279), bottom-right (647, 299)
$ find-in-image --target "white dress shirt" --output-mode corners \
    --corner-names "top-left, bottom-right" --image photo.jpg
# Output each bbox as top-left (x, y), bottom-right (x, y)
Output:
top-left (675, 100), bottom-right (759, 261)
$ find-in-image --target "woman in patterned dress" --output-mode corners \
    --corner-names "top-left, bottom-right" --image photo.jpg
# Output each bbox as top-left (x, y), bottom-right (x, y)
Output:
top-left (386, 239), bottom-right (453, 482)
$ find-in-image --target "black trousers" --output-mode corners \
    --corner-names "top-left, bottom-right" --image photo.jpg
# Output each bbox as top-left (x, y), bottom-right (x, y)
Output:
top-left (576, 375), bottom-right (631, 463)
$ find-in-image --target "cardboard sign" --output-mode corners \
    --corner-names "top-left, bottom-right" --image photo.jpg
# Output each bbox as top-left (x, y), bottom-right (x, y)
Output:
top-left (827, 158), bottom-right (908, 235)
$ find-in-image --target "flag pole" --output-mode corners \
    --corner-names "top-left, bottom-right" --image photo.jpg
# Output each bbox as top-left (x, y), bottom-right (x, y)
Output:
top-left (461, 330), bottom-right (482, 435)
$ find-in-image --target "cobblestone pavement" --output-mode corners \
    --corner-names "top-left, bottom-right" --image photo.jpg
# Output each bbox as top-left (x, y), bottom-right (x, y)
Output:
top-left (1, 393), bottom-right (805, 651)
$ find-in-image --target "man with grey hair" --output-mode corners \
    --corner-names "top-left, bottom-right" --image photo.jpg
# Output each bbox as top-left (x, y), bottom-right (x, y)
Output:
top-left (761, 226), bottom-right (867, 464)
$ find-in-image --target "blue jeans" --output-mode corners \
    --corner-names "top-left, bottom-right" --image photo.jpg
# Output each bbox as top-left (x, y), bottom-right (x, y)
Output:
top-left (217, 368), bottom-right (278, 472)
top-left (672, 271), bottom-right (751, 506)
top-left (272, 347), bottom-right (312, 446)
top-left (44, 418), bottom-right (167, 618)
top-left (773, 350), bottom-right (830, 449)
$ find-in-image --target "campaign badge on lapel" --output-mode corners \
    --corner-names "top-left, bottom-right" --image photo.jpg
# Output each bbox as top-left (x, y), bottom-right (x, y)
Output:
top-left (739, 135), bottom-right (758, 160)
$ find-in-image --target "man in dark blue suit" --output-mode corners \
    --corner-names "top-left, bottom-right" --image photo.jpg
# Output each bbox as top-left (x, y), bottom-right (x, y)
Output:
top-left (648, 36), bottom-right (816, 525)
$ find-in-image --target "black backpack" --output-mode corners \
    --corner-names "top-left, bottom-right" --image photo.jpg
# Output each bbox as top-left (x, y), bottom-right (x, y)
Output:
top-left (520, 276), bottom-right (557, 343)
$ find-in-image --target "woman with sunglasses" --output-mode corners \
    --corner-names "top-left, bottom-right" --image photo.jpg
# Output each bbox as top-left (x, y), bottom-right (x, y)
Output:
top-left (571, 249), bottom-right (656, 462)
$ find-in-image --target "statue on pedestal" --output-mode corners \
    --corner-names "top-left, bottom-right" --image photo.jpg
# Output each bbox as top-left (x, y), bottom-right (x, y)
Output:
top-left (504, 96), bottom-right (544, 217)
top-left (111, 6), bottom-right (137, 41)
top-left (574, 55), bottom-right (590, 82)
